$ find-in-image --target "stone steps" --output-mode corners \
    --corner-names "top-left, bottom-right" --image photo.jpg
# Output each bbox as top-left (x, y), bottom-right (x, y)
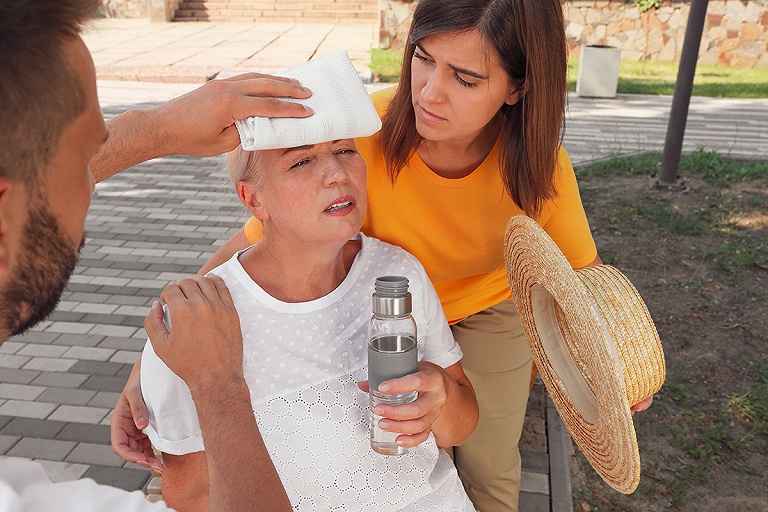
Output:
top-left (172, 0), bottom-right (379, 23)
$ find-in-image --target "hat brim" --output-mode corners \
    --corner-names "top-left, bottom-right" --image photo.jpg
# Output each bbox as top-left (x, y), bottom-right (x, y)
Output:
top-left (504, 216), bottom-right (640, 493)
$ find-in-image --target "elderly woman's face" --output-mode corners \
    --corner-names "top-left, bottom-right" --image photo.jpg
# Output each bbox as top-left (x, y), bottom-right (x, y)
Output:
top-left (248, 139), bottom-right (367, 244)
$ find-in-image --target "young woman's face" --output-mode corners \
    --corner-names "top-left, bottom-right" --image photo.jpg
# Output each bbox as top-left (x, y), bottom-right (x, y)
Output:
top-left (410, 29), bottom-right (522, 145)
top-left (241, 139), bottom-right (367, 246)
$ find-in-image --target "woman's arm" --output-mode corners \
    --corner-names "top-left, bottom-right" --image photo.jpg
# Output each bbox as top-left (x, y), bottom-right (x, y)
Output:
top-left (365, 360), bottom-right (479, 449)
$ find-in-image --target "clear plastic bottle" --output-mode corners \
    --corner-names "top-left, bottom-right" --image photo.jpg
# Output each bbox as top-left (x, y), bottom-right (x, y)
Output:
top-left (368, 276), bottom-right (418, 455)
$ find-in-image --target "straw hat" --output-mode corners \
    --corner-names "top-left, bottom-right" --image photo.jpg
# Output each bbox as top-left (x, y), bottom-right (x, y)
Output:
top-left (503, 215), bottom-right (665, 494)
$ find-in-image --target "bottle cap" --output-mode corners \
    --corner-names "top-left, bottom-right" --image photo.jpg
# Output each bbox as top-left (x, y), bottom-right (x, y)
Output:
top-left (372, 276), bottom-right (412, 316)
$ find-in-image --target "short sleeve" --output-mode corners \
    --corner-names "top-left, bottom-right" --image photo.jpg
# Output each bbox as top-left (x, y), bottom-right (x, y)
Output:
top-left (141, 340), bottom-right (205, 456)
top-left (243, 217), bottom-right (264, 245)
top-left (540, 147), bottom-right (598, 269)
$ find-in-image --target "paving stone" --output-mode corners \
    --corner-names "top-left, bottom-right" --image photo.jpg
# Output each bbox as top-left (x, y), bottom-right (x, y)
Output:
top-left (72, 303), bottom-right (119, 314)
top-left (0, 400), bottom-right (56, 419)
top-left (62, 346), bottom-right (116, 362)
top-left (0, 416), bottom-right (12, 430)
top-left (2, 417), bottom-right (67, 439)
top-left (0, 368), bottom-right (41, 384)
top-left (6, 331), bottom-right (60, 344)
top-left (0, 434), bottom-right (20, 454)
top-left (82, 375), bottom-right (129, 393)
top-left (8, 437), bottom-right (76, 460)
top-left (52, 333), bottom-right (106, 347)
top-left (67, 442), bottom-right (125, 467)
top-left (45, 321), bottom-right (96, 335)
top-left (22, 357), bottom-right (78, 372)
top-left (115, 364), bottom-right (134, 379)
top-left (109, 350), bottom-right (142, 365)
top-left (83, 464), bottom-right (151, 491)
top-left (0, 341), bottom-right (23, 354)
top-left (521, 450), bottom-right (550, 473)
top-left (47, 311), bottom-right (87, 323)
top-left (57, 423), bottom-right (112, 445)
top-left (69, 360), bottom-right (125, 376)
top-left (16, 344), bottom-right (69, 358)
top-left (32, 371), bottom-right (89, 389)
top-left (87, 391), bottom-right (121, 409)
top-left (0, 354), bottom-right (32, 369)
top-left (34, 459), bottom-right (89, 482)
top-left (89, 324), bottom-right (138, 338)
top-left (98, 336), bottom-right (146, 351)
top-left (48, 405), bottom-right (110, 424)
top-left (38, 387), bottom-right (98, 406)
top-left (519, 490), bottom-right (550, 512)
top-left (521, 470), bottom-right (550, 495)
top-left (80, 313), bottom-right (129, 325)
top-left (0, 383), bottom-right (47, 401)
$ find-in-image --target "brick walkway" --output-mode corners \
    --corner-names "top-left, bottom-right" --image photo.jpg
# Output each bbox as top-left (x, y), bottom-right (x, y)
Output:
top-left (2, 17), bottom-right (768, 511)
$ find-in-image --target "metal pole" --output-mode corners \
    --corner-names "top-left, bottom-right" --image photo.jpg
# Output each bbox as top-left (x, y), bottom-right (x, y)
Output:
top-left (655, 0), bottom-right (709, 187)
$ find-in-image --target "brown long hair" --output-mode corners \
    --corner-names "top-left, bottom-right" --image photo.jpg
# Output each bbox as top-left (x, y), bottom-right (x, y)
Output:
top-left (0, 0), bottom-right (99, 186)
top-left (381, 0), bottom-right (567, 218)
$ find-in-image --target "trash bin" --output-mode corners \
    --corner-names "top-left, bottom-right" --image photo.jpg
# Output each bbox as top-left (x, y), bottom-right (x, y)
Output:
top-left (576, 44), bottom-right (621, 98)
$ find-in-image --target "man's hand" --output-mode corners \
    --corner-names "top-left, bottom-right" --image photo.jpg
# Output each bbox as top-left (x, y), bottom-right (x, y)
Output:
top-left (92, 73), bottom-right (313, 182)
top-left (145, 275), bottom-right (244, 393)
top-left (149, 73), bottom-right (313, 158)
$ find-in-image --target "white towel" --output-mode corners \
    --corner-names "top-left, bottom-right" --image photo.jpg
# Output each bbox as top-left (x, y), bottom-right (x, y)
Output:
top-left (235, 51), bottom-right (382, 151)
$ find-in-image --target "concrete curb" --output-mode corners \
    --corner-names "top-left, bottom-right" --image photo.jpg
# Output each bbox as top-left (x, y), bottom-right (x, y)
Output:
top-left (547, 394), bottom-right (574, 512)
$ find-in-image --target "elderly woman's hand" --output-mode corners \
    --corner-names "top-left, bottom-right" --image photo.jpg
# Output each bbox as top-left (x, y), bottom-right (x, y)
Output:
top-left (358, 360), bottom-right (478, 448)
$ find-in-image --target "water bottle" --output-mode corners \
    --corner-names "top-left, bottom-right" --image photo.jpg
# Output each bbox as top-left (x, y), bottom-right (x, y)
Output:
top-left (368, 276), bottom-right (418, 455)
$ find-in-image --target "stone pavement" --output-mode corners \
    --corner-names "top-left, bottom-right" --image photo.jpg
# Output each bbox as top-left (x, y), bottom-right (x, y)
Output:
top-left (2, 17), bottom-right (768, 512)
top-left (82, 18), bottom-right (378, 82)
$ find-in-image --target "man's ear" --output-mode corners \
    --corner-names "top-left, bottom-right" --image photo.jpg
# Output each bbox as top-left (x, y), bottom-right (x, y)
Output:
top-left (0, 178), bottom-right (14, 275)
top-left (238, 181), bottom-right (269, 221)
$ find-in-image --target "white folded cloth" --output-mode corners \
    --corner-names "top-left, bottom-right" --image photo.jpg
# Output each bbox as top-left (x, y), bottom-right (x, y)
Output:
top-left (235, 51), bottom-right (382, 151)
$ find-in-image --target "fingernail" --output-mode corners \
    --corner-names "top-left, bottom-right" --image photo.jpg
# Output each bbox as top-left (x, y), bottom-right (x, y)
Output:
top-left (301, 86), bottom-right (311, 93)
top-left (303, 105), bottom-right (314, 113)
top-left (152, 300), bottom-right (159, 309)
top-left (378, 419), bottom-right (389, 430)
top-left (150, 466), bottom-right (163, 474)
top-left (395, 439), bottom-right (405, 446)
top-left (378, 383), bottom-right (389, 392)
top-left (373, 406), bottom-right (384, 416)
top-left (137, 416), bottom-right (148, 429)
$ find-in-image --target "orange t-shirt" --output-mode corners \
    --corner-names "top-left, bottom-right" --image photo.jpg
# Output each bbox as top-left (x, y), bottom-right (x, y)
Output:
top-left (244, 87), bottom-right (597, 324)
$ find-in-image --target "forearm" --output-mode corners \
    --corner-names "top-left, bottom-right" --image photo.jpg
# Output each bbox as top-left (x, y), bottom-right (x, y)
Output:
top-left (91, 109), bottom-right (167, 182)
top-left (430, 365), bottom-right (478, 448)
top-left (192, 378), bottom-right (291, 512)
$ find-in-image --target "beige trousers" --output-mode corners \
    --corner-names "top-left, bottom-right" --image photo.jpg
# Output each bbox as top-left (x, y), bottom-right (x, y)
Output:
top-left (450, 300), bottom-right (533, 512)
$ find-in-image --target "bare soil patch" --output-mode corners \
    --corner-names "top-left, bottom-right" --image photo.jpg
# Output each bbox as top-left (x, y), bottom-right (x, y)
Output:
top-left (569, 154), bottom-right (768, 511)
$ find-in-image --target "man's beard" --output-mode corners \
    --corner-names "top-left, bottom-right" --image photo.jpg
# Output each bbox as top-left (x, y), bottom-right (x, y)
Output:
top-left (1, 196), bottom-right (82, 337)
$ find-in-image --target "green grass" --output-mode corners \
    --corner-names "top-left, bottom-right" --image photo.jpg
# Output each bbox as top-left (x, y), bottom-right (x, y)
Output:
top-left (370, 48), bottom-right (404, 83)
top-left (577, 149), bottom-right (768, 185)
top-left (369, 48), bottom-right (768, 98)
top-left (568, 58), bottom-right (768, 98)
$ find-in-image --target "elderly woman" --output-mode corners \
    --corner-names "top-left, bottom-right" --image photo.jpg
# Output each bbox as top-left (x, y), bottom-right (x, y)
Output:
top-left (139, 134), bottom-right (479, 511)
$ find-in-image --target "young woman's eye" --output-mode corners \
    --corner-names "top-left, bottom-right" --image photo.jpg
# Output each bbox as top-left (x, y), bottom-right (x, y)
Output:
top-left (290, 159), bottom-right (310, 169)
top-left (413, 51), bottom-right (430, 63)
top-left (336, 148), bottom-right (357, 155)
top-left (455, 74), bottom-right (477, 88)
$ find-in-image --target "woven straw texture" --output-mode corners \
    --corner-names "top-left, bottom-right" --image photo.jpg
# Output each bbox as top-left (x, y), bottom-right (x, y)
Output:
top-left (503, 215), bottom-right (665, 494)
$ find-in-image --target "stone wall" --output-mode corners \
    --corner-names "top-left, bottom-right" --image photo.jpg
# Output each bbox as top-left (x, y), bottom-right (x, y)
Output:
top-left (380, 0), bottom-right (768, 67)
top-left (102, 0), bottom-right (149, 18)
top-left (567, 0), bottom-right (768, 68)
